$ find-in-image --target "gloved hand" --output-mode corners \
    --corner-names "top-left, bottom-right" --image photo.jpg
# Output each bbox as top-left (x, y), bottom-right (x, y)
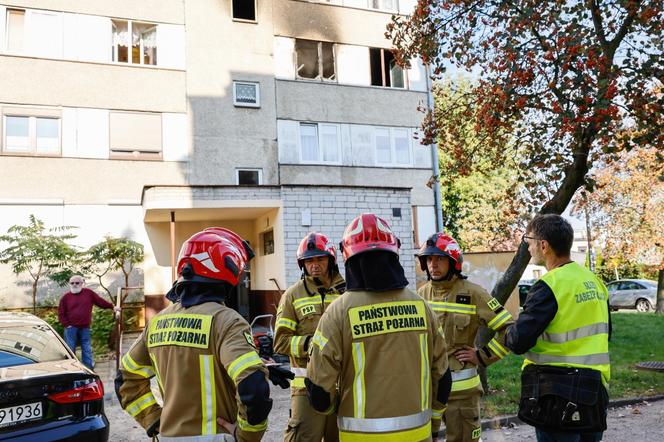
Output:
top-left (267, 364), bottom-right (294, 389)
top-left (146, 418), bottom-right (160, 437)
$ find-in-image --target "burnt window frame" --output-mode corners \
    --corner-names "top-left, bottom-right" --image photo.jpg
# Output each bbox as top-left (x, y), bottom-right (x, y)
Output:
top-left (232, 0), bottom-right (257, 23)
top-left (294, 39), bottom-right (337, 82)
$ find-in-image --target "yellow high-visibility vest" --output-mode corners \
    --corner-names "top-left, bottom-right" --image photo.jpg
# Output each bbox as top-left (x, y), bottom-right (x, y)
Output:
top-left (523, 262), bottom-right (611, 385)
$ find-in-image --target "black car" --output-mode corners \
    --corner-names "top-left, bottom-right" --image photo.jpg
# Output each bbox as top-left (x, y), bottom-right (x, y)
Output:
top-left (0, 312), bottom-right (109, 441)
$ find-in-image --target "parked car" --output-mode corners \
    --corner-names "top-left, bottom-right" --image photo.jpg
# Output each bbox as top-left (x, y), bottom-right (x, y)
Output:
top-left (518, 279), bottom-right (537, 307)
top-left (606, 279), bottom-right (658, 312)
top-left (0, 312), bottom-right (109, 441)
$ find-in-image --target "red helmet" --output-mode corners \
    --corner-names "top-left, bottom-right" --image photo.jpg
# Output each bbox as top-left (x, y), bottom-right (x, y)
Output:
top-left (416, 233), bottom-right (463, 272)
top-left (297, 232), bottom-right (337, 269)
top-left (177, 228), bottom-right (254, 286)
top-left (340, 213), bottom-right (400, 261)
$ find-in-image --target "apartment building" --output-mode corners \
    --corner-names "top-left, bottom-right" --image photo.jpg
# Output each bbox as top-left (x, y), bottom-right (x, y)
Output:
top-left (0, 0), bottom-right (439, 318)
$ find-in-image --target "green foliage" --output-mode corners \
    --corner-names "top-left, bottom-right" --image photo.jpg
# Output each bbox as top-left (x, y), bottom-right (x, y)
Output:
top-left (85, 236), bottom-right (144, 303)
top-left (42, 310), bottom-right (64, 337)
top-left (0, 215), bottom-right (78, 312)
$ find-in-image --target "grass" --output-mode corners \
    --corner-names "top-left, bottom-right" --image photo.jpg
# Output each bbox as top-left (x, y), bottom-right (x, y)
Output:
top-left (481, 312), bottom-right (664, 417)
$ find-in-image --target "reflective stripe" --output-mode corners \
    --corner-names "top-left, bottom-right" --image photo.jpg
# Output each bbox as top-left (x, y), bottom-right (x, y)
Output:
top-left (148, 352), bottom-right (164, 392)
top-left (338, 409), bottom-right (431, 433)
top-left (540, 322), bottom-right (609, 344)
top-left (291, 377), bottom-right (306, 388)
top-left (487, 309), bottom-right (512, 331)
top-left (352, 342), bottom-right (366, 419)
top-left (432, 407), bottom-right (446, 419)
top-left (199, 355), bottom-right (216, 435)
top-left (312, 329), bottom-right (328, 350)
top-left (451, 367), bottom-right (477, 381)
top-left (126, 391), bottom-right (157, 417)
top-left (290, 335), bottom-right (305, 357)
top-left (122, 353), bottom-right (155, 378)
top-left (488, 338), bottom-right (509, 359)
top-left (339, 422), bottom-right (431, 442)
top-left (293, 295), bottom-right (322, 308)
top-left (451, 375), bottom-right (481, 392)
top-left (325, 295), bottom-right (340, 303)
top-left (237, 416), bottom-right (268, 432)
top-left (276, 317), bottom-right (297, 331)
top-left (428, 301), bottom-right (477, 315)
top-left (419, 333), bottom-right (429, 411)
top-left (526, 351), bottom-right (610, 366)
top-left (227, 351), bottom-right (262, 383)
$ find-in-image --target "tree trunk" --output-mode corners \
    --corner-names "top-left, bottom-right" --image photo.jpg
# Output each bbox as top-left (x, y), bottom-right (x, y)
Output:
top-left (32, 277), bottom-right (38, 315)
top-left (656, 269), bottom-right (664, 314)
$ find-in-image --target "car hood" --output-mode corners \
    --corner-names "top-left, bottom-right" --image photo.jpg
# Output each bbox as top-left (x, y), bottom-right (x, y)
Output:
top-left (0, 359), bottom-right (91, 382)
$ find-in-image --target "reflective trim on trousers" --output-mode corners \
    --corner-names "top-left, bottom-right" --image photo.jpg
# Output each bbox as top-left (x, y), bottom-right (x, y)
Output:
top-left (451, 375), bottom-right (481, 392)
top-left (291, 367), bottom-right (307, 377)
top-left (159, 435), bottom-right (235, 441)
top-left (339, 422), bottom-right (431, 442)
top-left (451, 367), bottom-right (477, 382)
top-left (540, 322), bottom-right (609, 344)
top-left (526, 351), bottom-right (610, 366)
top-left (338, 409), bottom-right (432, 433)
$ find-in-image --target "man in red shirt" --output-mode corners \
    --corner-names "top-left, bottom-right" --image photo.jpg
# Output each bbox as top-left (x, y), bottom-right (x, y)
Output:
top-left (58, 274), bottom-right (118, 368)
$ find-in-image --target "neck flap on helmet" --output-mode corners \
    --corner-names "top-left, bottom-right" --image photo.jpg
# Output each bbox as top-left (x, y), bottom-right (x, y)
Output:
top-left (344, 250), bottom-right (408, 292)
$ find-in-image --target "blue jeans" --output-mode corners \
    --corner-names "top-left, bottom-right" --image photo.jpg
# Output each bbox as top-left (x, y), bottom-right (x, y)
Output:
top-left (535, 428), bottom-right (604, 442)
top-left (64, 326), bottom-right (94, 369)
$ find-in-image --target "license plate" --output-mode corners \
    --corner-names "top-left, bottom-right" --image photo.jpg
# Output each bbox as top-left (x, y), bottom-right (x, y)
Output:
top-left (0, 402), bottom-right (42, 428)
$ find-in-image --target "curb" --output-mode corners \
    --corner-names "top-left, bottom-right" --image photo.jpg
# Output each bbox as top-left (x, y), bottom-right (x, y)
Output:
top-left (473, 394), bottom-right (664, 433)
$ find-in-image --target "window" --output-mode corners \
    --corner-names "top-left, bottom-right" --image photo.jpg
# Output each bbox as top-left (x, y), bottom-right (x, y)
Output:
top-left (5, 9), bottom-right (25, 53)
top-left (236, 169), bottom-right (262, 185)
top-left (112, 19), bottom-right (157, 65)
top-left (368, 0), bottom-right (397, 10)
top-left (299, 123), bottom-right (340, 163)
top-left (375, 127), bottom-right (411, 166)
top-left (370, 48), bottom-right (405, 88)
top-left (261, 230), bottom-right (274, 255)
top-left (2, 110), bottom-right (61, 156)
top-left (295, 39), bottom-right (335, 81)
top-left (109, 111), bottom-right (162, 159)
top-left (232, 0), bottom-right (256, 21)
top-left (233, 81), bottom-right (260, 107)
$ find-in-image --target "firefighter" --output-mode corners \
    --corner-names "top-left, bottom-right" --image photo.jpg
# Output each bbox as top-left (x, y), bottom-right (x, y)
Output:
top-left (306, 213), bottom-right (452, 441)
top-left (115, 228), bottom-right (272, 441)
top-left (274, 232), bottom-right (346, 442)
top-left (417, 233), bottom-right (515, 442)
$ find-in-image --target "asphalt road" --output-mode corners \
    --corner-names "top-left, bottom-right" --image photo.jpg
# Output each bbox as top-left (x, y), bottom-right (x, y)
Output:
top-left (106, 388), bottom-right (664, 441)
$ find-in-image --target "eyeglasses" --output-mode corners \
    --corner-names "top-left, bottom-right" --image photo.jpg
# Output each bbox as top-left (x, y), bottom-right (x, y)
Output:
top-left (69, 282), bottom-right (82, 285)
top-left (522, 235), bottom-right (540, 243)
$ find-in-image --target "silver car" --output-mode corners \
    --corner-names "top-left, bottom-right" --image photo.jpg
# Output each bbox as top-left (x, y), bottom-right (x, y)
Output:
top-left (606, 279), bottom-right (658, 312)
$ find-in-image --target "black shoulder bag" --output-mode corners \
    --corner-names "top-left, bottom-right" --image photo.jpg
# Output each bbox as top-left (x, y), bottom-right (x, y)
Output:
top-left (518, 364), bottom-right (608, 432)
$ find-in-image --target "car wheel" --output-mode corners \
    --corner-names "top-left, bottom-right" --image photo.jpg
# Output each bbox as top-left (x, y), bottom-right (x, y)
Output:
top-left (635, 298), bottom-right (652, 312)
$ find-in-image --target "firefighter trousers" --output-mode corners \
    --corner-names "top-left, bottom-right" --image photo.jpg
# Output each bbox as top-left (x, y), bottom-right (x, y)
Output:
top-left (443, 390), bottom-right (482, 442)
top-left (284, 393), bottom-right (339, 442)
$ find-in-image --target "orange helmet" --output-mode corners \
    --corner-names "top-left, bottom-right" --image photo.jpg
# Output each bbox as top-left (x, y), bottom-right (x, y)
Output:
top-left (176, 228), bottom-right (253, 286)
top-left (340, 213), bottom-right (400, 261)
top-left (296, 232), bottom-right (337, 270)
top-left (416, 233), bottom-right (463, 272)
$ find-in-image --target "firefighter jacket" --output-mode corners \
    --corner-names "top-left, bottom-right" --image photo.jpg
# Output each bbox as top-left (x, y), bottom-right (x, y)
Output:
top-left (418, 277), bottom-right (514, 429)
top-left (307, 288), bottom-right (449, 441)
top-left (274, 273), bottom-right (345, 394)
top-left (117, 301), bottom-right (271, 441)
top-left (506, 262), bottom-right (611, 385)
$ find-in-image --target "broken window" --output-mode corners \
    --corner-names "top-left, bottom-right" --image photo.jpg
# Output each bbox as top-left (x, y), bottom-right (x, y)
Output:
top-left (233, 0), bottom-right (256, 21)
top-left (295, 40), bottom-right (336, 81)
top-left (370, 48), bottom-right (405, 88)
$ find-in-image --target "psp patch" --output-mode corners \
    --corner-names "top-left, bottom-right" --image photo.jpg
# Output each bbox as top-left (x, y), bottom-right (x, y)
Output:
top-left (471, 427), bottom-right (481, 439)
top-left (244, 332), bottom-right (256, 348)
top-left (487, 297), bottom-right (502, 311)
top-left (300, 305), bottom-right (316, 317)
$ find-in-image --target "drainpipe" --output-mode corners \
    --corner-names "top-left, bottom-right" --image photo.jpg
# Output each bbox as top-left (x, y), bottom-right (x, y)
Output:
top-left (425, 64), bottom-right (444, 231)
top-left (170, 211), bottom-right (176, 282)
